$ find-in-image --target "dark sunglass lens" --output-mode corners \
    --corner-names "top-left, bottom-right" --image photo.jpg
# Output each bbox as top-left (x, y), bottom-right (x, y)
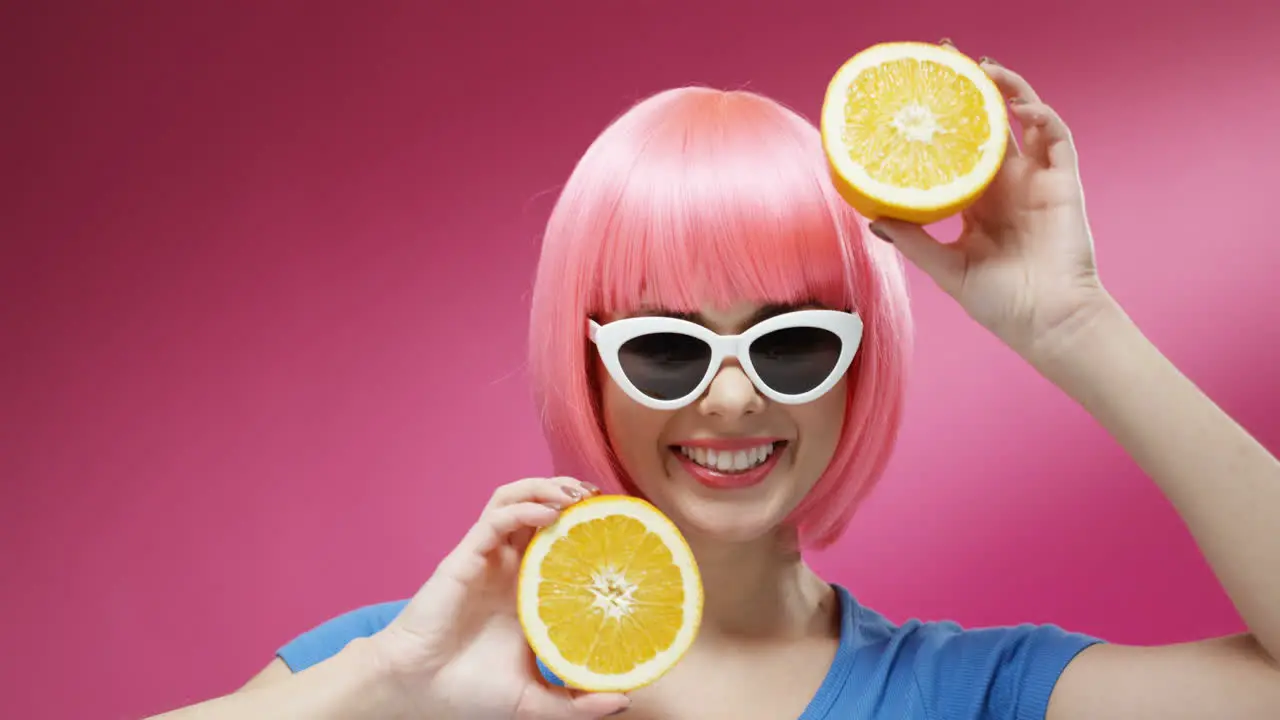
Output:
top-left (617, 333), bottom-right (711, 401)
top-left (749, 327), bottom-right (842, 395)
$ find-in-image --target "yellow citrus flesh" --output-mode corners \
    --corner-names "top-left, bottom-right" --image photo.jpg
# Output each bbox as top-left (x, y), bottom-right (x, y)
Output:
top-left (820, 41), bottom-right (1009, 225)
top-left (517, 495), bottom-right (702, 692)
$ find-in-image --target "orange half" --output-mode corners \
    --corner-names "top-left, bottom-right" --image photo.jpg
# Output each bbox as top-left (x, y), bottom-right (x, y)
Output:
top-left (517, 495), bottom-right (702, 692)
top-left (820, 41), bottom-right (1009, 224)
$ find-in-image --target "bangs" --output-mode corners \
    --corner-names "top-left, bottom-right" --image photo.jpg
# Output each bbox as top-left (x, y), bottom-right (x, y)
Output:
top-left (588, 89), bottom-right (855, 318)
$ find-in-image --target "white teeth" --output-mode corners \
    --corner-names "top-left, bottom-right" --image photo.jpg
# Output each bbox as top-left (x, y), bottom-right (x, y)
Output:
top-left (677, 442), bottom-right (777, 473)
top-left (716, 452), bottom-right (734, 471)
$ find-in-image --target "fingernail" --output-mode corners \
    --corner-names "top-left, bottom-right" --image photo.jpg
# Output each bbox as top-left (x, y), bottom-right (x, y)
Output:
top-left (868, 223), bottom-right (893, 244)
top-left (580, 481), bottom-right (601, 495)
top-left (939, 37), bottom-right (955, 47)
top-left (979, 56), bottom-right (1001, 67)
top-left (563, 485), bottom-right (582, 499)
top-left (541, 501), bottom-right (562, 510)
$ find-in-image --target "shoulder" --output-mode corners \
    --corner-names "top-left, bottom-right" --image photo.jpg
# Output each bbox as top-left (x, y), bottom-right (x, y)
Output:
top-left (276, 599), bottom-right (410, 672)
top-left (905, 618), bottom-right (1103, 719)
top-left (832, 587), bottom-right (1103, 720)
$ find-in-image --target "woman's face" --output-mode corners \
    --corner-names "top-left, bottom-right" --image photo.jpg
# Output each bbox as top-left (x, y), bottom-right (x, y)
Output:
top-left (598, 301), bottom-right (848, 544)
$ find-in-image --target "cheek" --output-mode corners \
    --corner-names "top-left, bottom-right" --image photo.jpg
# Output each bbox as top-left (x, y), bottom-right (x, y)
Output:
top-left (795, 377), bottom-right (849, 469)
top-left (599, 365), bottom-right (669, 473)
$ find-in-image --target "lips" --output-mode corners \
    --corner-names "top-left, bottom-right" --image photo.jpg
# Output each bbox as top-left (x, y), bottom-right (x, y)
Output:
top-left (669, 439), bottom-right (787, 490)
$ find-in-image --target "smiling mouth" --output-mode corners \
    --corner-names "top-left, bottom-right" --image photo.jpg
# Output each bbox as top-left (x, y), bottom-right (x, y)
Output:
top-left (671, 441), bottom-right (785, 474)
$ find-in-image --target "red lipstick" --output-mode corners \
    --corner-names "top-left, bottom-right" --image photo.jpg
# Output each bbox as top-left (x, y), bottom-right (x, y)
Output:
top-left (670, 439), bottom-right (785, 490)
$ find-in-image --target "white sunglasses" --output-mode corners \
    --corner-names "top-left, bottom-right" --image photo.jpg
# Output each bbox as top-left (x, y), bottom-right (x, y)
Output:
top-left (588, 309), bottom-right (864, 410)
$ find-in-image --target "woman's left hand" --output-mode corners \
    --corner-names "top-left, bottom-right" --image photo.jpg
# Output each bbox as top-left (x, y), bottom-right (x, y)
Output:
top-left (870, 45), bottom-right (1113, 365)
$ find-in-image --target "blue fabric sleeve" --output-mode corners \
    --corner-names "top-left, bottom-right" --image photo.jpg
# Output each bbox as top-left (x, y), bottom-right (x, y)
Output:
top-left (536, 657), bottom-right (565, 687)
top-left (277, 600), bottom-right (409, 672)
top-left (276, 598), bottom-right (569, 686)
top-left (912, 620), bottom-right (1104, 720)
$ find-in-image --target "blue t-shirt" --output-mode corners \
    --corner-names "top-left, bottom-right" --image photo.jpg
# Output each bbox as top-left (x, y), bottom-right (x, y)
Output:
top-left (278, 585), bottom-right (1101, 719)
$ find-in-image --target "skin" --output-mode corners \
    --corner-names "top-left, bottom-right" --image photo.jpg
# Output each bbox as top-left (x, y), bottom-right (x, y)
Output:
top-left (148, 47), bottom-right (1280, 720)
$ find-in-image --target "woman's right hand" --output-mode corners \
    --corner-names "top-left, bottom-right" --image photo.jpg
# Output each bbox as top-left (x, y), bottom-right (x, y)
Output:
top-left (366, 477), bottom-right (632, 719)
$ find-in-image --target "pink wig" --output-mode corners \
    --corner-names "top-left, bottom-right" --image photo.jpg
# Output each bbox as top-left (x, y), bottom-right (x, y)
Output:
top-left (528, 87), bottom-right (912, 548)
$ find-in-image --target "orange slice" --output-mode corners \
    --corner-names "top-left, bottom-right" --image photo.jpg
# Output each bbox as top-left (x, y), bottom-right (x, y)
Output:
top-left (820, 41), bottom-right (1009, 224)
top-left (517, 495), bottom-right (702, 692)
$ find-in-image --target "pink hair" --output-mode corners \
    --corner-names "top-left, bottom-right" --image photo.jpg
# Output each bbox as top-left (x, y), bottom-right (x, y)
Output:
top-left (528, 86), bottom-right (912, 548)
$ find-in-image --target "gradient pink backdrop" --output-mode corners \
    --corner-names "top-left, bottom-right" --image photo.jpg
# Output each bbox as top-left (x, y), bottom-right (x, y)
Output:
top-left (4, 2), bottom-right (1280, 718)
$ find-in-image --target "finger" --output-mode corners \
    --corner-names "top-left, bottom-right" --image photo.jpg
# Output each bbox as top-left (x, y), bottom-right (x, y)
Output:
top-left (979, 59), bottom-right (1042, 106)
top-left (489, 477), bottom-right (597, 511)
top-left (459, 501), bottom-right (561, 560)
top-left (434, 501), bottom-right (561, 583)
top-left (568, 691), bottom-right (631, 719)
top-left (868, 220), bottom-right (967, 297)
top-left (972, 57), bottom-right (1022, 156)
top-left (940, 42), bottom-right (1021, 157)
top-left (509, 526), bottom-right (537, 551)
top-left (517, 684), bottom-right (630, 719)
top-left (1008, 100), bottom-right (1077, 171)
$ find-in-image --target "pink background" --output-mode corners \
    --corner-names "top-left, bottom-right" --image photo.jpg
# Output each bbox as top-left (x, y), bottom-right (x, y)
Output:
top-left (4, 2), bottom-right (1280, 718)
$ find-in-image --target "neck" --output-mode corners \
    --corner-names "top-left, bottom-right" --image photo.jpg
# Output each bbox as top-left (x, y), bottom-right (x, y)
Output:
top-left (682, 526), bottom-right (835, 640)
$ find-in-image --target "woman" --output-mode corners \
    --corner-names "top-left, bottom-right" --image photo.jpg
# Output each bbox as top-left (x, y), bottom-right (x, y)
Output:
top-left (152, 46), bottom-right (1280, 719)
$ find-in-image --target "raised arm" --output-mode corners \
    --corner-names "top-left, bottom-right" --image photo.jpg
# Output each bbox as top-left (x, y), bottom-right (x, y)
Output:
top-left (873, 45), bottom-right (1280, 718)
top-left (1036, 300), bottom-right (1280, 719)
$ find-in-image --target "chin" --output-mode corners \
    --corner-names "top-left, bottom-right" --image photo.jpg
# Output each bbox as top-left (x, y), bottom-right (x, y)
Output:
top-left (666, 497), bottom-right (790, 545)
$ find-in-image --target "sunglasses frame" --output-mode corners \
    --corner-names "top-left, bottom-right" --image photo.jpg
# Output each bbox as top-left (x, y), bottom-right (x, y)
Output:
top-left (588, 309), bottom-right (864, 411)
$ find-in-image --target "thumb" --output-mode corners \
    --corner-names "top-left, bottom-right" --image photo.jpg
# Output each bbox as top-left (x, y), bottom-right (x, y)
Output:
top-left (517, 685), bottom-right (631, 719)
top-left (869, 219), bottom-right (966, 296)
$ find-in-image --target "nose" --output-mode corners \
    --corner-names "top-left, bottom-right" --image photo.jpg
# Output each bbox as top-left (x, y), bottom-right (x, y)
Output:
top-left (697, 361), bottom-right (765, 419)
